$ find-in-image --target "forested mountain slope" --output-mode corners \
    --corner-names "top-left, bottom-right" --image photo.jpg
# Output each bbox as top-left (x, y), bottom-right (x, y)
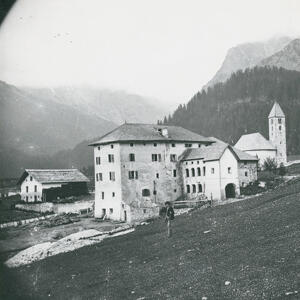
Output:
top-left (163, 67), bottom-right (300, 155)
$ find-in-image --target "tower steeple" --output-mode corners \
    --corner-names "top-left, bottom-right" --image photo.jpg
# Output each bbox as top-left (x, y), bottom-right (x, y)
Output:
top-left (268, 102), bottom-right (287, 165)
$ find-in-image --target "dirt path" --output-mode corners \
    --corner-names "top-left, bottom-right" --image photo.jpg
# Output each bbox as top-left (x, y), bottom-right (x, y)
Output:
top-left (0, 215), bottom-right (123, 261)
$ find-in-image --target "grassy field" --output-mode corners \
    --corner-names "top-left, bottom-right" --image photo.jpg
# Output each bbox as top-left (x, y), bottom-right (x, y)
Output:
top-left (0, 195), bottom-right (43, 224)
top-left (1, 187), bottom-right (300, 299)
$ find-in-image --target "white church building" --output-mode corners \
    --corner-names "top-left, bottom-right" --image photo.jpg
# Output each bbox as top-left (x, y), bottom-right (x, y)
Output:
top-left (235, 102), bottom-right (287, 167)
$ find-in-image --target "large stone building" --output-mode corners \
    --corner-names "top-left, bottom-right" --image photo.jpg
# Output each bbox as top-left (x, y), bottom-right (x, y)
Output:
top-left (18, 169), bottom-right (89, 202)
top-left (235, 102), bottom-right (287, 167)
top-left (90, 124), bottom-right (258, 222)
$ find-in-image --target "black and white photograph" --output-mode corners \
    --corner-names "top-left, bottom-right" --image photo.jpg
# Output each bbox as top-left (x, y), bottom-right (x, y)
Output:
top-left (0, 0), bottom-right (300, 299)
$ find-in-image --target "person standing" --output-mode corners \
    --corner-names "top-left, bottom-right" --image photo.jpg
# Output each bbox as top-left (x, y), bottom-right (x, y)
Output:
top-left (165, 201), bottom-right (175, 237)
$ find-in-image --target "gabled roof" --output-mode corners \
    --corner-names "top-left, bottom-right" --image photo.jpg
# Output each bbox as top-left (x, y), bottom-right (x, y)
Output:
top-left (268, 102), bottom-right (285, 118)
top-left (89, 123), bottom-right (212, 146)
top-left (17, 169), bottom-right (89, 185)
top-left (180, 137), bottom-right (258, 162)
top-left (234, 132), bottom-right (276, 151)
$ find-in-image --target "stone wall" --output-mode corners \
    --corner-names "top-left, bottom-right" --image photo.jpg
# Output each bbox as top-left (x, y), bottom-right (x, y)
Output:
top-left (15, 200), bottom-right (94, 215)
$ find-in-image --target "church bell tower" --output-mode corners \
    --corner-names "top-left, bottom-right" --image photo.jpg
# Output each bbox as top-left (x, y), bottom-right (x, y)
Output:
top-left (268, 102), bottom-right (287, 165)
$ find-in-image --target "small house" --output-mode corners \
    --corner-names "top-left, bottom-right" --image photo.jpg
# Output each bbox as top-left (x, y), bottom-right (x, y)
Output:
top-left (17, 169), bottom-right (89, 202)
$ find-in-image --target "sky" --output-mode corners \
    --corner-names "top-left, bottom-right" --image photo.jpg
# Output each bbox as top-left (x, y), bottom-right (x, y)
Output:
top-left (0, 0), bottom-right (300, 106)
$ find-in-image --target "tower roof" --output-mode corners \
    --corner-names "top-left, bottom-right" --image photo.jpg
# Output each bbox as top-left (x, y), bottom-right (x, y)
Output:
top-left (268, 102), bottom-right (285, 118)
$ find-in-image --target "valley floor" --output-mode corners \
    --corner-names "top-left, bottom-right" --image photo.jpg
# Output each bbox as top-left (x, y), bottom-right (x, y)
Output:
top-left (1, 185), bottom-right (300, 299)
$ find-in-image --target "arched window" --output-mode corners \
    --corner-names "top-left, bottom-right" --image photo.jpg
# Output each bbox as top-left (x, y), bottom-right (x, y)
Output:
top-left (142, 189), bottom-right (150, 197)
top-left (186, 185), bottom-right (190, 193)
top-left (197, 167), bottom-right (201, 176)
top-left (186, 169), bottom-right (190, 177)
top-left (192, 184), bottom-right (196, 193)
top-left (191, 168), bottom-right (195, 177)
top-left (198, 184), bottom-right (202, 193)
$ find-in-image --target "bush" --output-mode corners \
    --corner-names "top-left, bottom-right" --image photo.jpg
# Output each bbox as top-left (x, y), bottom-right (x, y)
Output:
top-left (263, 157), bottom-right (277, 171)
top-left (258, 170), bottom-right (276, 182)
top-left (240, 182), bottom-right (265, 196)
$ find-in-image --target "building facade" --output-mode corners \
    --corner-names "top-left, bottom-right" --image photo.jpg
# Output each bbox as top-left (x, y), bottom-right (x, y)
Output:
top-left (91, 124), bottom-right (258, 222)
top-left (181, 138), bottom-right (258, 201)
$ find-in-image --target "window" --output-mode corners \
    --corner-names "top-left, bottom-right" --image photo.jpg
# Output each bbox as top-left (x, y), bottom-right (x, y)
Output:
top-left (172, 143), bottom-right (176, 147)
top-left (185, 143), bottom-right (192, 148)
top-left (122, 204), bottom-right (125, 209)
top-left (34, 185), bottom-right (37, 192)
top-left (174, 189), bottom-right (177, 193)
top-left (96, 157), bottom-right (101, 165)
top-left (153, 190), bottom-right (157, 195)
top-left (170, 154), bottom-right (177, 162)
top-left (211, 168), bottom-right (215, 174)
top-left (109, 172), bottom-right (115, 181)
top-left (143, 209), bottom-right (147, 214)
top-left (129, 153), bottom-right (135, 161)
top-left (186, 169), bottom-right (190, 177)
top-left (192, 168), bottom-right (195, 177)
top-left (108, 154), bottom-right (114, 163)
top-left (271, 119), bottom-right (273, 124)
top-left (109, 208), bottom-right (113, 214)
top-left (110, 144), bottom-right (114, 149)
top-left (279, 125), bottom-right (282, 131)
top-left (154, 143), bottom-right (157, 147)
top-left (152, 154), bottom-right (162, 162)
top-left (142, 189), bottom-right (150, 197)
top-left (192, 184), bottom-right (196, 193)
top-left (186, 185), bottom-right (190, 193)
top-left (197, 161), bottom-right (199, 164)
top-left (96, 173), bottom-right (103, 181)
top-left (98, 146), bottom-right (100, 150)
top-left (101, 192), bottom-right (105, 200)
top-left (26, 186), bottom-right (28, 193)
top-left (228, 167), bottom-right (232, 174)
top-left (30, 176), bottom-right (33, 181)
top-left (197, 167), bottom-right (201, 176)
top-left (198, 184), bottom-right (202, 193)
top-left (156, 173), bottom-right (159, 179)
top-left (278, 118), bottom-right (282, 124)
top-left (128, 171), bottom-right (138, 179)
top-left (34, 195), bottom-right (37, 201)
top-left (198, 144), bottom-right (201, 148)
top-left (203, 167), bottom-right (206, 176)
top-left (130, 143), bottom-right (134, 147)
top-left (26, 196), bottom-right (28, 201)
top-left (191, 161), bottom-right (194, 164)
top-left (112, 192), bottom-right (115, 197)
top-left (173, 169), bottom-right (177, 177)
top-left (245, 171), bottom-right (248, 177)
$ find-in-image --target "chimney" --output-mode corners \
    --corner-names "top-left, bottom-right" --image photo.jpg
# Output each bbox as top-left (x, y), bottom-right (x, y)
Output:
top-left (161, 128), bottom-right (168, 138)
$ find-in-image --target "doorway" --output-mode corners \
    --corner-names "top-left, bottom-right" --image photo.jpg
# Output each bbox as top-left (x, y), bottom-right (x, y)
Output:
top-left (225, 183), bottom-right (236, 198)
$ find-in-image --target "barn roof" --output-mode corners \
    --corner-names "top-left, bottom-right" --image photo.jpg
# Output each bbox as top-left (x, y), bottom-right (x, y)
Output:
top-left (89, 123), bottom-right (212, 146)
top-left (268, 102), bottom-right (285, 118)
top-left (234, 132), bottom-right (276, 151)
top-left (17, 169), bottom-right (89, 185)
top-left (180, 137), bottom-right (258, 162)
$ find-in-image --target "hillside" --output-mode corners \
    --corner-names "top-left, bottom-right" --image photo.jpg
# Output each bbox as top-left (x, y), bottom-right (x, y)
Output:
top-left (205, 36), bottom-right (291, 88)
top-left (0, 81), bottom-right (116, 156)
top-left (1, 181), bottom-right (299, 299)
top-left (0, 81), bottom-right (165, 178)
top-left (260, 38), bottom-right (300, 71)
top-left (24, 87), bottom-right (165, 125)
top-left (163, 67), bottom-right (300, 155)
